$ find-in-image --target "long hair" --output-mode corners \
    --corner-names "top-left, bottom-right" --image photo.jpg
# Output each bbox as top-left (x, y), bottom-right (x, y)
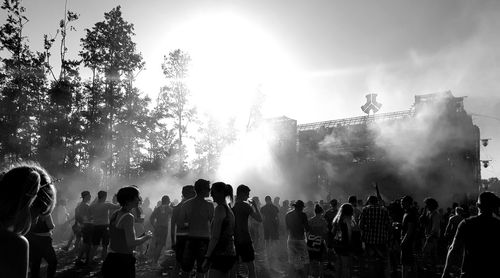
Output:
top-left (333, 203), bottom-right (354, 225)
top-left (0, 163), bottom-right (56, 235)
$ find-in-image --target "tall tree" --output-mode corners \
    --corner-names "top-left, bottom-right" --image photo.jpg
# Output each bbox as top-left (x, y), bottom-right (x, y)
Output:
top-left (0, 0), bottom-right (47, 163)
top-left (38, 3), bottom-right (83, 174)
top-left (80, 6), bottom-right (144, 177)
top-left (159, 49), bottom-right (195, 174)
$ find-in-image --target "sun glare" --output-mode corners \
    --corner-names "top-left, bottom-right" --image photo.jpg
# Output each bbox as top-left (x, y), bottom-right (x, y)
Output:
top-left (163, 11), bottom-right (301, 124)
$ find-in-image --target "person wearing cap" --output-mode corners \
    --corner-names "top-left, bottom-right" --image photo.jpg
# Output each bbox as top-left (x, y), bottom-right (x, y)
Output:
top-left (231, 184), bottom-right (262, 278)
top-left (285, 200), bottom-right (310, 278)
top-left (170, 185), bottom-right (196, 278)
top-left (150, 195), bottom-right (172, 266)
top-left (442, 191), bottom-right (500, 278)
top-left (75, 190), bottom-right (93, 265)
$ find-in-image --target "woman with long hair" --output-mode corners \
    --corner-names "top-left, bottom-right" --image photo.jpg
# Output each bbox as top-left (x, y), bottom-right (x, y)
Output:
top-left (0, 163), bottom-right (57, 278)
top-left (331, 203), bottom-right (354, 278)
top-left (102, 186), bottom-right (152, 278)
top-left (203, 182), bottom-right (236, 278)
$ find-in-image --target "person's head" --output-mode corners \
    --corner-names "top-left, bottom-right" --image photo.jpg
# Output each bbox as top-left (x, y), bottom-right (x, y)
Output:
top-left (334, 203), bottom-right (354, 224)
top-left (314, 204), bottom-right (324, 215)
top-left (477, 191), bottom-right (500, 215)
top-left (161, 195), bottom-right (170, 205)
top-left (274, 197), bottom-right (280, 206)
top-left (81, 191), bottom-right (91, 203)
top-left (236, 184), bottom-right (251, 200)
top-left (194, 179), bottom-right (210, 198)
top-left (116, 186), bottom-right (141, 211)
top-left (0, 164), bottom-right (56, 235)
top-left (97, 190), bottom-right (107, 202)
top-left (143, 197), bottom-right (150, 207)
top-left (424, 197), bottom-right (439, 212)
top-left (283, 200), bottom-right (289, 208)
top-left (182, 185), bottom-right (196, 200)
top-left (265, 196), bottom-right (272, 204)
top-left (330, 199), bottom-right (338, 208)
top-left (367, 195), bottom-right (378, 206)
top-left (210, 182), bottom-right (233, 205)
top-left (292, 200), bottom-right (305, 211)
top-left (348, 196), bottom-right (357, 206)
top-left (455, 206), bottom-right (465, 216)
top-left (401, 195), bottom-right (413, 210)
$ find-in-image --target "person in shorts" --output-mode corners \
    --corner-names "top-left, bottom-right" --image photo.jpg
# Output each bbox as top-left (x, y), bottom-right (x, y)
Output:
top-left (89, 190), bottom-right (120, 262)
top-left (232, 184), bottom-right (262, 278)
top-left (180, 179), bottom-right (214, 278)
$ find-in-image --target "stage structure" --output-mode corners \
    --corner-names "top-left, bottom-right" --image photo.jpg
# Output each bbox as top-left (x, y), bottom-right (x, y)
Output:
top-left (265, 91), bottom-right (480, 203)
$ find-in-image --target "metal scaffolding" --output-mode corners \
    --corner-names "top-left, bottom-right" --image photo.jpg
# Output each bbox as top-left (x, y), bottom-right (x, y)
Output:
top-left (297, 109), bottom-right (415, 132)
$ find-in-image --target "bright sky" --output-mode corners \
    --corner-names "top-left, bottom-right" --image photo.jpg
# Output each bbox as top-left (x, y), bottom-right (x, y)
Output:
top-left (3, 0), bottom-right (500, 178)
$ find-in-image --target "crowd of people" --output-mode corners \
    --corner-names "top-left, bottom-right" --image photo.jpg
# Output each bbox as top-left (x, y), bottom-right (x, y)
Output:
top-left (1, 163), bottom-right (500, 278)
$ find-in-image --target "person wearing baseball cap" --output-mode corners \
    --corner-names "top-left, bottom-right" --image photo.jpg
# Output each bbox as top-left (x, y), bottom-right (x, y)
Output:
top-left (442, 191), bottom-right (500, 278)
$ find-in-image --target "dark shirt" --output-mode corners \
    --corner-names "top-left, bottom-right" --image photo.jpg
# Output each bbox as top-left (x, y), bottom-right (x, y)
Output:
top-left (444, 214), bottom-right (500, 278)
top-left (285, 209), bottom-right (309, 240)
top-left (324, 208), bottom-right (337, 230)
top-left (0, 229), bottom-right (29, 278)
top-left (232, 200), bottom-right (254, 243)
top-left (401, 209), bottom-right (417, 247)
top-left (359, 204), bottom-right (391, 245)
top-left (261, 204), bottom-right (279, 229)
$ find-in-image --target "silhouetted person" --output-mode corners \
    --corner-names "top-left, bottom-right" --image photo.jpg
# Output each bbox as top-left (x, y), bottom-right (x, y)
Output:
top-left (28, 214), bottom-right (57, 278)
top-left (170, 185), bottom-right (196, 278)
top-left (332, 203), bottom-right (354, 278)
top-left (307, 204), bottom-right (328, 278)
top-left (75, 190), bottom-right (93, 265)
top-left (232, 184), bottom-right (262, 278)
top-left (150, 195), bottom-right (172, 266)
top-left (89, 190), bottom-right (120, 262)
top-left (180, 179), bottom-right (214, 278)
top-left (442, 191), bottom-right (500, 278)
top-left (422, 197), bottom-right (441, 275)
top-left (261, 195), bottom-right (280, 273)
top-left (443, 207), bottom-right (464, 247)
top-left (102, 186), bottom-right (153, 278)
top-left (400, 196), bottom-right (418, 278)
top-left (359, 195), bottom-right (391, 278)
top-left (202, 182), bottom-right (236, 278)
top-left (0, 164), bottom-right (56, 278)
top-left (324, 199), bottom-right (338, 269)
top-left (286, 200), bottom-right (310, 278)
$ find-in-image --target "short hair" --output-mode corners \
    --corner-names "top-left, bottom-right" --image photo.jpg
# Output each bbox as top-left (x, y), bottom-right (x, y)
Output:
top-left (236, 184), bottom-right (251, 197)
top-left (194, 179), bottom-right (210, 194)
top-left (424, 197), bottom-right (439, 211)
top-left (330, 199), bottom-right (338, 206)
top-left (348, 195), bottom-right (357, 204)
top-left (98, 190), bottom-right (107, 200)
top-left (265, 196), bottom-right (272, 202)
top-left (182, 185), bottom-right (195, 199)
top-left (477, 191), bottom-right (500, 213)
top-left (314, 204), bottom-right (324, 215)
top-left (161, 195), bottom-right (170, 205)
top-left (116, 186), bottom-right (140, 207)
top-left (401, 195), bottom-right (413, 204)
